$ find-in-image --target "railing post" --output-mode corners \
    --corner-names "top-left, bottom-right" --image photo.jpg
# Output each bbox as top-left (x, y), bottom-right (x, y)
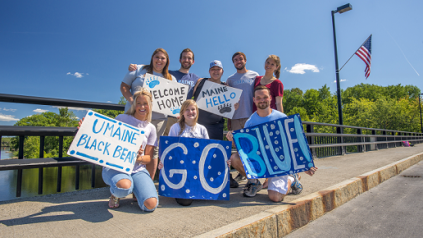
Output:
top-left (38, 136), bottom-right (45, 195)
top-left (383, 130), bottom-right (387, 149)
top-left (57, 136), bottom-right (63, 193)
top-left (371, 130), bottom-right (377, 151)
top-left (306, 124), bottom-right (317, 159)
top-left (337, 127), bottom-right (345, 155)
top-left (357, 128), bottom-right (363, 152)
top-left (16, 135), bottom-right (25, 197)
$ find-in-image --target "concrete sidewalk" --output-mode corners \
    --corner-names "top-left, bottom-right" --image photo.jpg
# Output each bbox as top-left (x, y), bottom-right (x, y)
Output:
top-left (1, 145), bottom-right (423, 237)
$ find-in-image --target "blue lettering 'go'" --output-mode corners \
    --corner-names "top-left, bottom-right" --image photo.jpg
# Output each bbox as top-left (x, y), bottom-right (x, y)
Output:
top-left (160, 143), bottom-right (188, 189)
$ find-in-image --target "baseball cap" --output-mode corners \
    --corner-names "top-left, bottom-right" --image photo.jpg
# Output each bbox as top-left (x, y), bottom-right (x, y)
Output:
top-left (209, 60), bottom-right (223, 70)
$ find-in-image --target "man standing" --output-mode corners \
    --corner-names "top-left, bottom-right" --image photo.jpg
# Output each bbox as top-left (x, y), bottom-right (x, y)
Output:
top-left (226, 52), bottom-right (259, 187)
top-left (226, 86), bottom-right (318, 200)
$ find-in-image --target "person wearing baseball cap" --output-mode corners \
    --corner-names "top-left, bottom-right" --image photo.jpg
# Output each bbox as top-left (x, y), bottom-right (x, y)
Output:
top-left (192, 60), bottom-right (225, 140)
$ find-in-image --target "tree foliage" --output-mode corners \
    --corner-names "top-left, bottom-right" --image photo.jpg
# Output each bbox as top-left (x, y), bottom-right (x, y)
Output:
top-left (283, 84), bottom-right (421, 133)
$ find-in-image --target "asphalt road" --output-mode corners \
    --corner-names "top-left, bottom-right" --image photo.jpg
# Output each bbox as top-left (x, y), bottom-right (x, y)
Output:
top-left (286, 160), bottom-right (423, 238)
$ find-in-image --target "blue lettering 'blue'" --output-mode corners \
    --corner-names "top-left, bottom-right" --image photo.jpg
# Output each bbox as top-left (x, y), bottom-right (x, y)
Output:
top-left (206, 98), bottom-right (213, 108)
top-left (230, 92), bottom-right (236, 99)
top-left (103, 123), bottom-right (114, 136)
top-left (103, 142), bottom-right (111, 155)
top-left (233, 133), bottom-right (266, 177)
top-left (94, 113), bottom-right (116, 123)
top-left (76, 151), bottom-right (98, 161)
top-left (89, 139), bottom-right (98, 150)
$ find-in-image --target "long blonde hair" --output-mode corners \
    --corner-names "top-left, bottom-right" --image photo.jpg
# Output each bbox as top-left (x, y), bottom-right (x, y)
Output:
top-left (125, 88), bottom-right (153, 122)
top-left (141, 48), bottom-right (172, 80)
top-left (266, 55), bottom-right (281, 79)
top-left (178, 99), bottom-right (199, 136)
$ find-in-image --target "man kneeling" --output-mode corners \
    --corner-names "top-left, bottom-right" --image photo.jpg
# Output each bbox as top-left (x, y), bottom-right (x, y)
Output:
top-left (226, 85), bottom-right (318, 202)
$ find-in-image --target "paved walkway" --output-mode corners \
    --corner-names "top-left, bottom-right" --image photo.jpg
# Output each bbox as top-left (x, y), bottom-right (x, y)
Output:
top-left (1, 145), bottom-right (423, 237)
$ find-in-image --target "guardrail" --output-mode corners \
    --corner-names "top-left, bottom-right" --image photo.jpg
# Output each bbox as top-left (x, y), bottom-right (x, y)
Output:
top-left (1, 93), bottom-right (423, 198)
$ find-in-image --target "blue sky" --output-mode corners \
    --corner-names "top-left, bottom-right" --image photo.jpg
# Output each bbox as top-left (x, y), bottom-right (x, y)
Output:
top-left (1, 0), bottom-right (422, 125)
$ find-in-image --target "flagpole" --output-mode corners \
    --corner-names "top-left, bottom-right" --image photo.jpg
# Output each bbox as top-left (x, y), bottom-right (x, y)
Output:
top-left (339, 34), bottom-right (372, 72)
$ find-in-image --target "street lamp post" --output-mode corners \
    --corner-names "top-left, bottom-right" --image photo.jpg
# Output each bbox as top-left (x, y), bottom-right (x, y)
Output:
top-left (420, 93), bottom-right (423, 133)
top-left (331, 3), bottom-right (352, 125)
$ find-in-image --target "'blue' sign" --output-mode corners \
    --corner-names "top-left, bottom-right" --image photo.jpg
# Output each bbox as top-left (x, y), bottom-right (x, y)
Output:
top-left (159, 136), bottom-right (231, 200)
top-left (232, 114), bottom-right (314, 179)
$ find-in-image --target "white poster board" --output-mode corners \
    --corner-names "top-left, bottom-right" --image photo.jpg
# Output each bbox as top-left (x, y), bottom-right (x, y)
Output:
top-left (143, 73), bottom-right (189, 116)
top-left (67, 111), bottom-right (145, 174)
top-left (196, 80), bottom-right (242, 119)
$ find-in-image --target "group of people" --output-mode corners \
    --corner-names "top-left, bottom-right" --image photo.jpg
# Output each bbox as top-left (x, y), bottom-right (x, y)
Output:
top-left (99, 48), bottom-right (317, 211)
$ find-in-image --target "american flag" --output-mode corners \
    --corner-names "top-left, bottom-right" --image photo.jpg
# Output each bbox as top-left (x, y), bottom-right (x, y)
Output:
top-left (355, 35), bottom-right (372, 78)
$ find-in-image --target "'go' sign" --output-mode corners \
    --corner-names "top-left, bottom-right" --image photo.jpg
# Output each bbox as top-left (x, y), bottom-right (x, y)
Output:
top-left (158, 136), bottom-right (231, 200)
top-left (233, 114), bottom-right (314, 179)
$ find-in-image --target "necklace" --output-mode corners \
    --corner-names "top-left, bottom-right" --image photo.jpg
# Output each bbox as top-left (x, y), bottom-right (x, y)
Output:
top-left (261, 76), bottom-right (275, 85)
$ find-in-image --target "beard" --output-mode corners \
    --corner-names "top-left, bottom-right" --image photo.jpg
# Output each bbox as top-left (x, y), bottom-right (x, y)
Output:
top-left (235, 64), bottom-right (245, 71)
top-left (257, 102), bottom-right (269, 110)
top-left (181, 62), bottom-right (192, 70)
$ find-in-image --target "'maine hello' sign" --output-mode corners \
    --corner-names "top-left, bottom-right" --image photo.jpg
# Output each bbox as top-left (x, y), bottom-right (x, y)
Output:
top-left (67, 111), bottom-right (145, 174)
top-left (143, 73), bottom-right (189, 117)
top-left (159, 136), bottom-right (231, 200)
top-left (232, 114), bottom-right (314, 179)
top-left (196, 80), bottom-right (242, 119)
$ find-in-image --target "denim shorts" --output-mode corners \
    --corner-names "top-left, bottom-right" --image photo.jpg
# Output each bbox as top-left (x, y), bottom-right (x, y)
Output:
top-left (102, 168), bottom-right (159, 212)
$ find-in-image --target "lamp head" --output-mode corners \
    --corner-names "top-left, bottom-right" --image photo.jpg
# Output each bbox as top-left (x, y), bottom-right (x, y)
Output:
top-left (336, 3), bottom-right (352, 13)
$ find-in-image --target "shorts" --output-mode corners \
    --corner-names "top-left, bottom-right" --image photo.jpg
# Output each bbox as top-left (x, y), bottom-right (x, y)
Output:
top-left (268, 175), bottom-right (289, 195)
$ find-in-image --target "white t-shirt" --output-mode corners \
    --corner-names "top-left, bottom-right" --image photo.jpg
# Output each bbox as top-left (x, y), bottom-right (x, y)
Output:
top-left (115, 114), bottom-right (157, 173)
top-left (122, 64), bottom-right (177, 120)
top-left (168, 122), bottom-right (209, 139)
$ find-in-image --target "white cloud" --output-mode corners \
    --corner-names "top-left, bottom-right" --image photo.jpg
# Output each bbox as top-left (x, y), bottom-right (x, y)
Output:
top-left (67, 72), bottom-right (86, 78)
top-left (0, 113), bottom-right (19, 121)
top-left (285, 63), bottom-right (320, 74)
top-left (2, 108), bottom-right (17, 112)
top-left (333, 79), bottom-right (347, 83)
top-left (33, 108), bottom-right (48, 113)
top-left (53, 106), bottom-right (89, 111)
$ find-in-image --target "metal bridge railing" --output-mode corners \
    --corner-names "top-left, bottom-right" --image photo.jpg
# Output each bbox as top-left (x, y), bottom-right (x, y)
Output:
top-left (1, 93), bottom-right (423, 199)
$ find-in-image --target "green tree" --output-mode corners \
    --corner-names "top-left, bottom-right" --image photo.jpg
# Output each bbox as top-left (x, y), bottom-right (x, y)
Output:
top-left (11, 108), bottom-right (79, 158)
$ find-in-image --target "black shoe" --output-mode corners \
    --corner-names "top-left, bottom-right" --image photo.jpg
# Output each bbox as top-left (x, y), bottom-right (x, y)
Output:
top-left (230, 174), bottom-right (239, 188)
top-left (175, 198), bottom-right (193, 206)
top-left (234, 173), bottom-right (247, 182)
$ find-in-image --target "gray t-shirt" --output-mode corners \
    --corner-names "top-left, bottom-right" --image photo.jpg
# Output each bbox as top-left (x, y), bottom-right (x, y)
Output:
top-left (226, 70), bottom-right (259, 119)
top-left (122, 65), bottom-right (177, 120)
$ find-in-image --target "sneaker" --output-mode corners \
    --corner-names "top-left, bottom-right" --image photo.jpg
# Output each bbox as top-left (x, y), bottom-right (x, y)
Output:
top-left (230, 174), bottom-right (239, 188)
top-left (243, 179), bottom-right (263, 197)
top-left (289, 174), bottom-right (303, 195)
top-left (234, 173), bottom-right (247, 182)
top-left (175, 198), bottom-right (193, 206)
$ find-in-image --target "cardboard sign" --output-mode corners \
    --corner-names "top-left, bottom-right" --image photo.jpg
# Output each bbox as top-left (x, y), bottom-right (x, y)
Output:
top-left (232, 114), bottom-right (314, 179)
top-left (143, 73), bottom-right (189, 116)
top-left (158, 136), bottom-right (231, 200)
top-left (196, 80), bottom-right (242, 119)
top-left (67, 111), bottom-right (145, 174)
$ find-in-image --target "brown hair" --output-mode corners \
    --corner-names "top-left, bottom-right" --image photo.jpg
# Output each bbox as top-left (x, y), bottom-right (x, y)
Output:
top-left (180, 48), bottom-right (195, 61)
top-left (125, 88), bottom-right (153, 122)
top-left (141, 48), bottom-right (172, 80)
top-left (232, 52), bottom-right (247, 62)
top-left (266, 55), bottom-right (281, 79)
top-left (254, 85), bottom-right (271, 97)
top-left (178, 99), bottom-right (199, 136)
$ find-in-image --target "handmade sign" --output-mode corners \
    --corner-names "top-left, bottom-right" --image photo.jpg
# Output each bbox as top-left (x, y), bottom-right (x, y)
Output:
top-left (232, 114), bottom-right (314, 179)
top-left (67, 111), bottom-right (145, 174)
top-left (159, 136), bottom-right (231, 200)
top-left (143, 73), bottom-right (189, 116)
top-left (196, 80), bottom-right (242, 119)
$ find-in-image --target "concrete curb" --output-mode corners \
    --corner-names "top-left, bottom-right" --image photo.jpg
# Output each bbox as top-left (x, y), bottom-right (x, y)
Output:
top-left (195, 152), bottom-right (423, 238)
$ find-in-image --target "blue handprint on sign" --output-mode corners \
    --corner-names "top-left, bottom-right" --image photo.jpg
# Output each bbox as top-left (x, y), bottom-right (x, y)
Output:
top-left (146, 76), bottom-right (160, 88)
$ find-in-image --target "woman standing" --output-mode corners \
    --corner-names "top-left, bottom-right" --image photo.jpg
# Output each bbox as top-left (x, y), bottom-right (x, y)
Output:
top-left (192, 60), bottom-right (226, 140)
top-left (120, 48), bottom-right (177, 179)
top-left (101, 89), bottom-right (158, 211)
top-left (253, 55), bottom-right (284, 113)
